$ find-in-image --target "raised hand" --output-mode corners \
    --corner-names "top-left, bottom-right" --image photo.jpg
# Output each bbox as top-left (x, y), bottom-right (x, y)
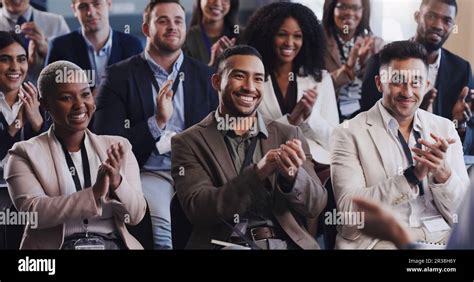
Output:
top-left (155, 80), bottom-right (174, 129)
top-left (208, 36), bottom-right (236, 66)
top-left (19, 82), bottom-right (43, 132)
top-left (102, 143), bottom-right (125, 191)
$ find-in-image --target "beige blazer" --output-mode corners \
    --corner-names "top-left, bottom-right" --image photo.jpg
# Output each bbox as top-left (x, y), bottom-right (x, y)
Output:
top-left (171, 113), bottom-right (327, 249)
top-left (330, 102), bottom-right (470, 249)
top-left (5, 128), bottom-right (147, 249)
top-left (259, 72), bottom-right (339, 165)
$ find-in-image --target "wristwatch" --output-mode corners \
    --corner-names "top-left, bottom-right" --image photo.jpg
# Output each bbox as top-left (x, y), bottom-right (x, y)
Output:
top-left (404, 165), bottom-right (421, 186)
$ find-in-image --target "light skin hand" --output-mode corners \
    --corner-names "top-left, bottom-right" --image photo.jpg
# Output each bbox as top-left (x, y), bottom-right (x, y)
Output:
top-left (19, 82), bottom-right (43, 132)
top-left (155, 80), bottom-right (174, 129)
top-left (255, 149), bottom-right (280, 181)
top-left (412, 133), bottom-right (455, 184)
top-left (353, 197), bottom-right (414, 249)
top-left (208, 36), bottom-right (236, 66)
top-left (275, 139), bottom-right (305, 181)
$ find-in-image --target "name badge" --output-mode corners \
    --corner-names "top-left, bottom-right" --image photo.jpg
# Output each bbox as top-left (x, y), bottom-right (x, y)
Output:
top-left (74, 237), bottom-right (106, 250)
top-left (421, 215), bottom-right (451, 233)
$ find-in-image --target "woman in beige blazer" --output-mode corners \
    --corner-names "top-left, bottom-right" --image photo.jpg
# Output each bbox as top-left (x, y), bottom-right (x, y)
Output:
top-left (322, 0), bottom-right (384, 120)
top-left (244, 2), bottom-right (339, 165)
top-left (5, 61), bottom-right (147, 250)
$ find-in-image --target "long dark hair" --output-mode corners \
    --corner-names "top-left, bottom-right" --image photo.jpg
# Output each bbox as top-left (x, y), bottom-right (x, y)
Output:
top-left (322, 0), bottom-right (372, 38)
top-left (190, 0), bottom-right (240, 30)
top-left (243, 2), bottom-right (326, 82)
top-left (0, 31), bottom-right (27, 56)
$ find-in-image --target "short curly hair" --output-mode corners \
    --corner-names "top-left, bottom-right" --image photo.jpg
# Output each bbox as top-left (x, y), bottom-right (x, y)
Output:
top-left (243, 2), bottom-right (326, 82)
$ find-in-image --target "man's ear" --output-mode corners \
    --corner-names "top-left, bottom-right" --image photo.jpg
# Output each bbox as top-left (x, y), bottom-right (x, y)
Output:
top-left (414, 11), bottom-right (420, 25)
top-left (375, 75), bottom-right (383, 93)
top-left (211, 73), bottom-right (221, 92)
top-left (142, 22), bottom-right (149, 38)
top-left (425, 78), bottom-right (431, 90)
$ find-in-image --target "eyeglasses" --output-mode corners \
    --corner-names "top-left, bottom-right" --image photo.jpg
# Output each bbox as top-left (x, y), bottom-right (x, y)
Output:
top-left (335, 3), bottom-right (363, 12)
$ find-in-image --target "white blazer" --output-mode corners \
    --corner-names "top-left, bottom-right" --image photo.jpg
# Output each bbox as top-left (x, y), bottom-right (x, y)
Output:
top-left (258, 71), bottom-right (339, 164)
top-left (330, 102), bottom-right (470, 249)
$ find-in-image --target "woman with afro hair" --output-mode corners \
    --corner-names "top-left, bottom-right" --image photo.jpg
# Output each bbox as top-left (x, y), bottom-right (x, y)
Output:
top-left (244, 2), bottom-right (339, 165)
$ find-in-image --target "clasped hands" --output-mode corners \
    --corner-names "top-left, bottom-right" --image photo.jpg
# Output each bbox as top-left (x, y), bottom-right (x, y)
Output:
top-left (256, 139), bottom-right (306, 182)
top-left (92, 143), bottom-right (126, 200)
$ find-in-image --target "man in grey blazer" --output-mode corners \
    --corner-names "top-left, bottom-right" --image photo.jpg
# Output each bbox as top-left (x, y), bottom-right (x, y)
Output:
top-left (331, 41), bottom-right (470, 249)
top-left (171, 45), bottom-right (327, 249)
top-left (0, 0), bottom-right (70, 80)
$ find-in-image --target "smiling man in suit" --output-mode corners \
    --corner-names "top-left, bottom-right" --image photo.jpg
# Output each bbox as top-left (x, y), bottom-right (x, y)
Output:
top-left (331, 41), bottom-right (469, 249)
top-left (46, 0), bottom-right (143, 90)
top-left (171, 45), bottom-right (327, 250)
top-left (360, 0), bottom-right (474, 153)
top-left (93, 0), bottom-right (217, 249)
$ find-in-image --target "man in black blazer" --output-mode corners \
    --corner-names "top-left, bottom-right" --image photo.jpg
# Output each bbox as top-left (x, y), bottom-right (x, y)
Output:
top-left (94, 0), bottom-right (218, 249)
top-left (360, 0), bottom-right (474, 152)
top-left (46, 0), bottom-right (143, 90)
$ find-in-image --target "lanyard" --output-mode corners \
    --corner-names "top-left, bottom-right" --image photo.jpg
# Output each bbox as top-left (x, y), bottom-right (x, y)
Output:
top-left (57, 135), bottom-right (91, 192)
top-left (143, 58), bottom-right (183, 100)
top-left (223, 135), bottom-right (259, 174)
top-left (397, 130), bottom-right (425, 196)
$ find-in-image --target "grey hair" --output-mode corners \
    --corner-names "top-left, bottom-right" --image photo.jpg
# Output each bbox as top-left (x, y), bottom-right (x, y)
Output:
top-left (38, 60), bottom-right (88, 99)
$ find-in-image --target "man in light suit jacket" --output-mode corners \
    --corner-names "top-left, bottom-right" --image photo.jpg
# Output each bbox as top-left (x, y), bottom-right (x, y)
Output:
top-left (46, 0), bottom-right (143, 90)
top-left (94, 0), bottom-right (217, 249)
top-left (0, 0), bottom-right (70, 80)
top-left (331, 41), bottom-right (469, 249)
top-left (171, 45), bottom-right (327, 249)
top-left (360, 0), bottom-right (474, 154)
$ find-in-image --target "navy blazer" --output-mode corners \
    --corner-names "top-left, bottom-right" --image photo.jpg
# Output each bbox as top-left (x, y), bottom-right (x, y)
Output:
top-left (93, 53), bottom-right (219, 167)
top-left (360, 48), bottom-right (474, 153)
top-left (46, 29), bottom-right (143, 74)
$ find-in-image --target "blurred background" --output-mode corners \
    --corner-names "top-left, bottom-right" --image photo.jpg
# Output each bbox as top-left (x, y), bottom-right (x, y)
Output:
top-left (36, 0), bottom-right (473, 66)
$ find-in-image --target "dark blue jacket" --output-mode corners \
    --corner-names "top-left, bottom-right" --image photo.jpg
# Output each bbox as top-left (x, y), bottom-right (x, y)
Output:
top-left (46, 29), bottom-right (143, 74)
top-left (93, 53), bottom-right (218, 167)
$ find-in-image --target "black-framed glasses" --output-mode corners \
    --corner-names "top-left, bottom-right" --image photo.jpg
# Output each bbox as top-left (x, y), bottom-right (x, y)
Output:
top-left (335, 3), bottom-right (363, 12)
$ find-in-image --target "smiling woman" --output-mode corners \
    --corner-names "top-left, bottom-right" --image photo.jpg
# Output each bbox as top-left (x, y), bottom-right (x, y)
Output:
top-left (0, 31), bottom-right (47, 165)
top-left (183, 0), bottom-right (240, 66)
top-left (4, 60), bottom-right (147, 250)
top-left (244, 2), bottom-right (339, 165)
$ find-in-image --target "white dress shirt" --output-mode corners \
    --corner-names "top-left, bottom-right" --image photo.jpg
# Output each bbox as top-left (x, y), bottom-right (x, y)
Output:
top-left (427, 49), bottom-right (441, 92)
top-left (0, 92), bottom-right (22, 126)
top-left (259, 70), bottom-right (339, 164)
top-left (378, 101), bottom-right (451, 242)
top-left (51, 133), bottom-right (116, 237)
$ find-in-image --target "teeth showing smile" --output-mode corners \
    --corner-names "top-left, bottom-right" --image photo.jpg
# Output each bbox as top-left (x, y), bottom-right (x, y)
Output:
top-left (236, 94), bottom-right (256, 104)
top-left (281, 48), bottom-right (295, 56)
top-left (6, 73), bottom-right (21, 80)
top-left (210, 7), bottom-right (222, 14)
top-left (69, 113), bottom-right (86, 120)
